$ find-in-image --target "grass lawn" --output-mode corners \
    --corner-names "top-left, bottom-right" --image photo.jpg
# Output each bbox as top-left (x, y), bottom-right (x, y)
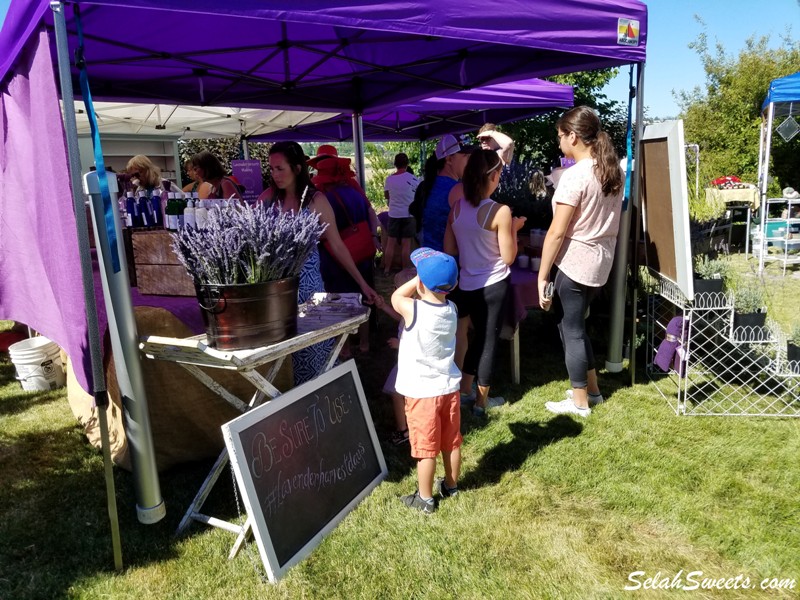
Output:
top-left (1, 256), bottom-right (799, 599)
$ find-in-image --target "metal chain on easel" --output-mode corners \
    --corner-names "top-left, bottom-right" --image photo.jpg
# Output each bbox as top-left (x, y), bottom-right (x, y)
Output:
top-left (230, 462), bottom-right (269, 583)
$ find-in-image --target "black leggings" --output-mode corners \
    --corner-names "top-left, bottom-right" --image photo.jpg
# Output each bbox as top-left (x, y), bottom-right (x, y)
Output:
top-left (458, 276), bottom-right (510, 387)
top-left (553, 268), bottom-right (600, 389)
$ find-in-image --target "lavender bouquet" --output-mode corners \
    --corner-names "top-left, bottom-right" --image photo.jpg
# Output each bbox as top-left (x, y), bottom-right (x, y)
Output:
top-left (171, 202), bottom-right (327, 285)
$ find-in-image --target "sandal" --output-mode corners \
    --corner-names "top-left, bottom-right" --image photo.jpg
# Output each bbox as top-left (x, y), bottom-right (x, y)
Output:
top-left (389, 429), bottom-right (409, 446)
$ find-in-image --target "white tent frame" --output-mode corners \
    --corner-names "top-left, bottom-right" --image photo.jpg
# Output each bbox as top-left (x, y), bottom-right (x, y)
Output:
top-left (70, 101), bottom-right (337, 139)
top-left (756, 99), bottom-right (798, 274)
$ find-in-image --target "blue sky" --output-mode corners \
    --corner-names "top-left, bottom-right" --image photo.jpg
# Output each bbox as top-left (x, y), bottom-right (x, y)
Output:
top-left (604, 0), bottom-right (800, 118)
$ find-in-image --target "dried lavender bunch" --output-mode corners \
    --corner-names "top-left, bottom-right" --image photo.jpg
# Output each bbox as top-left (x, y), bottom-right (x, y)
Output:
top-left (171, 202), bottom-right (327, 285)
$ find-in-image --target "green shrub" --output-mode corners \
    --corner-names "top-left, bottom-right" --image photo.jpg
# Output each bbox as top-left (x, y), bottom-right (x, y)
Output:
top-left (688, 190), bottom-right (726, 224)
top-left (732, 280), bottom-right (766, 314)
top-left (789, 323), bottom-right (800, 346)
top-left (693, 254), bottom-right (730, 280)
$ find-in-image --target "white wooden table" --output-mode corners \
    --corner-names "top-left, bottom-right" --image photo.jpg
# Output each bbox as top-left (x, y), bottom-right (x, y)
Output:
top-left (139, 293), bottom-right (369, 556)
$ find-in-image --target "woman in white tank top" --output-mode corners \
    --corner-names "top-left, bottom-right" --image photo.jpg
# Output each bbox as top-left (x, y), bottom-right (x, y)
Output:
top-left (444, 150), bottom-right (526, 415)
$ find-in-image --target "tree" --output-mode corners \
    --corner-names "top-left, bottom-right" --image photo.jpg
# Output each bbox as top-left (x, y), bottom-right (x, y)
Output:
top-left (678, 28), bottom-right (800, 193)
top-left (178, 137), bottom-right (243, 186)
top-left (501, 68), bottom-right (627, 170)
top-left (363, 141), bottom-right (424, 208)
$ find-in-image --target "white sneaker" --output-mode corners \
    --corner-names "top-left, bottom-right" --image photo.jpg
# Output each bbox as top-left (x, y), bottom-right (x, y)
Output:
top-left (545, 398), bottom-right (591, 417)
top-left (566, 389), bottom-right (604, 406)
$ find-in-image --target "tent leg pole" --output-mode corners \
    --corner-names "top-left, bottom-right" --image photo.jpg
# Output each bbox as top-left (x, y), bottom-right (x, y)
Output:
top-left (352, 113), bottom-right (366, 192)
top-left (758, 103), bottom-right (774, 275)
top-left (51, 1), bottom-right (124, 569)
top-left (629, 63), bottom-right (646, 384)
top-left (52, 1), bottom-right (166, 528)
top-left (606, 62), bottom-right (645, 375)
top-left (97, 399), bottom-right (123, 570)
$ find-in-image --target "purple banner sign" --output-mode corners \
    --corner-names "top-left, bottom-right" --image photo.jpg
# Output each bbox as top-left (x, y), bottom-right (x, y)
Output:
top-left (231, 159), bottom-right (263, 204)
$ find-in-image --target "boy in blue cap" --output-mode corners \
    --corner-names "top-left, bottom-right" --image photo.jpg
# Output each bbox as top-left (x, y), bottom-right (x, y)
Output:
top-left (392, 247), bottom-right (462, 513)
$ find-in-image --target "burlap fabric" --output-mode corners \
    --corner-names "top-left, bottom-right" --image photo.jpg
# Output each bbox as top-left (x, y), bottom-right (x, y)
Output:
top-left (66, 306), bottom-right (292, 472)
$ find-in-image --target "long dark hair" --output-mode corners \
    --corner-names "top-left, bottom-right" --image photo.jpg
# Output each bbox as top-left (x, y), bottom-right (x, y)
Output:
top-left (557, 106), bottom-right (622, 196)
top-left (463, 149), bottom-right (501, 206)
top-left (417, 152), bottom-right (446, 206)
top-left (191, 150), bottom-right (226, 181)
top-left (268, 141), bottom-right (315, 204)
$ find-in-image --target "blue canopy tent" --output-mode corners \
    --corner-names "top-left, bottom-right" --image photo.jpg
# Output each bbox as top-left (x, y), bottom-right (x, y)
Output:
top-left (757, 71), bottom-right (800, 273)
top-left (0, 0), bottom-right (647, 567)
top-left (250, 78), bottom-right (574, 142)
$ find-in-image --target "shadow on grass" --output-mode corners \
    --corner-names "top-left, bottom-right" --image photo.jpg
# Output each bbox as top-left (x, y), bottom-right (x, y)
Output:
top-left (354, 273), bottom-right (619, 485)
top-left (0, 364), bottom-right (64, 418)
top-left (460, 415), bottom-right (583, 490)
top-left (0, 412), bottom-right (240, 600)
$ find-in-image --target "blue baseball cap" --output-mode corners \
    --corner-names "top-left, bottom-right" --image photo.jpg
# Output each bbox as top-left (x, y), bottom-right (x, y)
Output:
top-left (410, 247), bottom-right (458, 294)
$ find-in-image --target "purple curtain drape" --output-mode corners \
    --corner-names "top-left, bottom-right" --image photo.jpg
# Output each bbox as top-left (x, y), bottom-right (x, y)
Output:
top-left (0, 29), bottom-right (91, 392)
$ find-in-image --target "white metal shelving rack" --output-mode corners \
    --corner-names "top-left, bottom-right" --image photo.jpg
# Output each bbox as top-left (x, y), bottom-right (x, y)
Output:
top-left (77, 134), bottom-right (182, 182)
top-left (750, 198), bottom-right (800, 275)
top-left (646, 276), bottom-right (799, 417)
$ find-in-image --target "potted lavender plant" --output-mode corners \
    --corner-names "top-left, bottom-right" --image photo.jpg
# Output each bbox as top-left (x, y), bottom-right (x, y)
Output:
top-left (171, 202), bottom-right (326, 350)
top-left (731, 279), bottom-right (767, 341)
top-left (693, 254), bottom-right (728, 295)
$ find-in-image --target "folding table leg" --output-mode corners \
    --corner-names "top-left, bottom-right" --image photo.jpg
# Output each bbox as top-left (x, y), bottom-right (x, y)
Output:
top-left (178, 363), bottom-right (249, 413)
top-left (176, 448), bottom-right (230, 535)
top-left (325, 333), bottom-right (350, 372)
top-left (176, 361), bottom-right (284, 537)
top-left (511, 328), bottom-right (520, 384)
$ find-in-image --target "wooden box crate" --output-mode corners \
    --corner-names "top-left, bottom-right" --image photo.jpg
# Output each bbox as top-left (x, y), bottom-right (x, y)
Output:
top-left (132, 230), bottom-right (195, 296)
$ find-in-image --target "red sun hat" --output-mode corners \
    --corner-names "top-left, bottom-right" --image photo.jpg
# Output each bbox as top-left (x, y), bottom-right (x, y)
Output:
top-left (307, 144), bottom-right (340, 168)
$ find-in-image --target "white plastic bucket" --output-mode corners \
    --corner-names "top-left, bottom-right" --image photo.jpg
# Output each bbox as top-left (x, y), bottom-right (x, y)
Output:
top-left (8, 336), bottom-right (66, 392)
top-left (529, 228), bottom-right (546, 248)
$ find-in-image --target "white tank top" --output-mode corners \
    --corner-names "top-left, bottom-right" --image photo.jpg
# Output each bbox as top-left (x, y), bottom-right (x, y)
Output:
top-left (451, 198), bottom-right (509, 291)
top-left (395, 300), bottom-right (461, 398)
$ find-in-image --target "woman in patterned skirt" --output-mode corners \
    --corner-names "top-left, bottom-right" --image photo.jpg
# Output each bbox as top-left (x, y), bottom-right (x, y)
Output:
top-left (257, 141), bottom-right (379, 384)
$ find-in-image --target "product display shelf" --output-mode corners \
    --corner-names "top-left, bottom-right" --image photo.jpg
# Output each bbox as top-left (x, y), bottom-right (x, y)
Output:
top-left (646, 275), bottom-right (800, 417)
top-left (77, 134), bottom-right (181, 187)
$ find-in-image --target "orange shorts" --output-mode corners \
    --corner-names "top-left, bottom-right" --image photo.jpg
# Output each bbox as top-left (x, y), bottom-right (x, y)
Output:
top-left (404, 391), bottom-right (462, 459)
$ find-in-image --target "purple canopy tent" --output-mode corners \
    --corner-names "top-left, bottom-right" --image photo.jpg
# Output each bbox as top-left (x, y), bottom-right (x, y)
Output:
top-left (0, 0), bottom-right (647, 386)
top-left (250, 78), bottom-right (575, 142)
top-left (0, 0), bottom-right (647, 561)
top-left (4, 1), bottom-right (646, 110)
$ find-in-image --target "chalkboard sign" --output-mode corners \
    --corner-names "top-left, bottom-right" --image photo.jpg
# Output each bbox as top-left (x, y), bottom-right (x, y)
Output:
top-left (640, 120), bottom-right (694, 300)
top-left (222, 360), bottom-right (387, 582)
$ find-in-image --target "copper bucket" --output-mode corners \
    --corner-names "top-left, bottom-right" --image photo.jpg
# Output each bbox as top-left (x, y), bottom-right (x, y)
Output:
top-left (195, 277), bottom-right (299, 350)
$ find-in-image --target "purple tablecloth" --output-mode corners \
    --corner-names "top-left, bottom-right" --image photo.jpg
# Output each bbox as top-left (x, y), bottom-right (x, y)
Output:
top-left (509, 264), bottom-right (539, 325)
top-left (498, 264), bottom-right (539, 340)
